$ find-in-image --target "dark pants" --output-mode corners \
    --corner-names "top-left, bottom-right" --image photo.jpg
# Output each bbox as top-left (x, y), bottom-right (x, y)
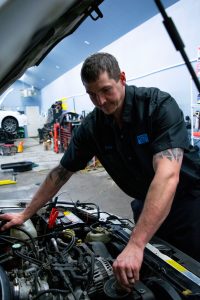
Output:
top-left (131, 197), bottom-right (200, 262)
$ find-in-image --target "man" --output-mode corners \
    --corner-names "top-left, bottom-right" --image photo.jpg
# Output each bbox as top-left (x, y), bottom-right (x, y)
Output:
top-left (0, 52), bottom-right (200, 292)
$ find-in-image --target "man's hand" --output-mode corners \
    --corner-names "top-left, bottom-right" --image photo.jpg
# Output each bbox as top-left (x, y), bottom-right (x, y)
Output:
top-left (0, 212), bottom-right (25, 231)
top-left (112, 241), bottom-right (144, 292)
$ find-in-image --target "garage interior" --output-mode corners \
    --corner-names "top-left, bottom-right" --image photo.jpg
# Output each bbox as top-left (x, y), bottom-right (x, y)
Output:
top-left (0, 0), bottom-right (199, 211)
top-left (0, 0), bottom-right (200, 299)
top-left (0, 137), bottom-right (133, 220)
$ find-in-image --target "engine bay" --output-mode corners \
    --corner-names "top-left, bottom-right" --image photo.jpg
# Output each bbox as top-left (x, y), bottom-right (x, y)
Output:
top-left (0, 199), bottom-right (200, 300)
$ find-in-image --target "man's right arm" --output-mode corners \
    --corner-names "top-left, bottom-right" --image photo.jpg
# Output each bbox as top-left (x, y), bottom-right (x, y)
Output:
top-left (0, 164), bottom-right (73, 231)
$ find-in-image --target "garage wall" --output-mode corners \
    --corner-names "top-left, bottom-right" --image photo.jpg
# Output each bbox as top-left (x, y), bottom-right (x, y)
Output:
top-left (0, 80), bottom-right (42, 112)
top-left (41, 0), bottom-right (200, 117)
top-left (41, 63), bottom-right (89, 114)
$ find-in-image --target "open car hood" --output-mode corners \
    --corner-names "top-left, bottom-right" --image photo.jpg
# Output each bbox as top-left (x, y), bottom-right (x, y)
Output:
top-left (0, 0), bottom-right (103, 95)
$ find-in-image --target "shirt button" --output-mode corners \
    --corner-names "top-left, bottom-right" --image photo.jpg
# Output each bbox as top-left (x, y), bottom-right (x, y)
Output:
top-left (120, 135), bottom-right (124, 139)
top-left (128, 156), bottom-right (132, 160)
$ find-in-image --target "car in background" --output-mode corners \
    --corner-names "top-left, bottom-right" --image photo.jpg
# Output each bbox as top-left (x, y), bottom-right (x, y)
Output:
top-left (0, 109), bottom-right (27, 133)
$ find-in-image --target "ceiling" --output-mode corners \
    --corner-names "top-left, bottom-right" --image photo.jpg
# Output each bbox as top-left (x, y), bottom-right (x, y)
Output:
top-left (19, 0), bottom-right (179, 90)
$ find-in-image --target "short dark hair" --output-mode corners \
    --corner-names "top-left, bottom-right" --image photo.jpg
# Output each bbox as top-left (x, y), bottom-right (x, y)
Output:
top-left (81, 52), bottom-right (121, 84)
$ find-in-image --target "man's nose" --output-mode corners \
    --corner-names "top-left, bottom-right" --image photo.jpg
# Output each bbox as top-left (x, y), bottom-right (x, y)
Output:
top-left (97, 94), bottom-right (106, 106)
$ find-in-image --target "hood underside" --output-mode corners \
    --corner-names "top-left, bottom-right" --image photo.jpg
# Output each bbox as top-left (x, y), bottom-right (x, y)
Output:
top-left (0, 0), bottom-right (103, 95)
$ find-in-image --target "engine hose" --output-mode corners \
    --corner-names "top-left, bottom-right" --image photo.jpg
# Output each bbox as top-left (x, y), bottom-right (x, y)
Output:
top-left (32, 288), bottom-right (69, 300)
top-left (14, 250), bottom-right (42, 266)
top-left (73, 246), bottom-right (84, 264)
top-left (0, 265), bottom-right (12, 300)
top-left (62, 236), bottom-right (76, 255)
top-left (13, 227), bottom-right (39, 259)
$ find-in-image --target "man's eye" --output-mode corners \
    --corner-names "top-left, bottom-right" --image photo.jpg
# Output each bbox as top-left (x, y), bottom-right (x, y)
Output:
top-left (103, 87), bottom-right (112, 93)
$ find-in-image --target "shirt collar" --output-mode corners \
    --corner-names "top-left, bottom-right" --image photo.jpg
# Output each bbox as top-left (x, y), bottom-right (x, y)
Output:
top-left (121, 84), bottom-right (135, 123)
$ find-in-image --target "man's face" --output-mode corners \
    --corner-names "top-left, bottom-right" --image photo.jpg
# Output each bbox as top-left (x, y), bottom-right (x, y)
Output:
top-left (84, 71), bottom-right (126, 116)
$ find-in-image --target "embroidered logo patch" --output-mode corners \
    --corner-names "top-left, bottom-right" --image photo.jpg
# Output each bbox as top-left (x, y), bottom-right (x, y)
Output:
top-left (137, 133), bottom-right (149, 144)
top-left (105, 144), bottom-right (113, 150)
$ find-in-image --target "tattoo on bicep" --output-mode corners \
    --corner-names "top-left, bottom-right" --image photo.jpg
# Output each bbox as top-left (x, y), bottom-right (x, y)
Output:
top-left (156, 148), bottom-right (183, 162)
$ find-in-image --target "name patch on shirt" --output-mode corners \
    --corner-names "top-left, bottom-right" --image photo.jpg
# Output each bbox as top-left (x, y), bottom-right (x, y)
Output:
top-left (137, 133), bottom-right (149, 145)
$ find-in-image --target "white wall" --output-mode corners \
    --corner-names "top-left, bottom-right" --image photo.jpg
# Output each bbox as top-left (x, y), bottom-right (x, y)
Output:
top-left (41, 0), bottom-right (200, 117)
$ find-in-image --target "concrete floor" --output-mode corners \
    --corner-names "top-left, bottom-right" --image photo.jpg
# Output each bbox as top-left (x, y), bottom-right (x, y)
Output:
top-left (0, 138), bottom-right (134, 220)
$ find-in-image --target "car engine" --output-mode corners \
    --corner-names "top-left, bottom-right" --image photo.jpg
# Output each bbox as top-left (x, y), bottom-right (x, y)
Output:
top-left (0, 199), bottom-right (200, 300)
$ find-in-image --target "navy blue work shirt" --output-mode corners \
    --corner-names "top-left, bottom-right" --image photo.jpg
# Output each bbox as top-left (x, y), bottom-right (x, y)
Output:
top-left (60, 85), bottom-right (200, 201)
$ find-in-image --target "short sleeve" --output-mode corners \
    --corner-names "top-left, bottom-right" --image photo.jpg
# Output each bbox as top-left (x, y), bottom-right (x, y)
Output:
top-left (150, 91), bottom-right (190, 154)
top-left (60, 124), bottom-right (95, 172)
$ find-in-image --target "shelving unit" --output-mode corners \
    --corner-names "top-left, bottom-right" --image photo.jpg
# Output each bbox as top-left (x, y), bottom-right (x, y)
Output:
top-left (190, 89), bottom-right (200, 146)
top-left (190, 47), bottom-right (200, 146)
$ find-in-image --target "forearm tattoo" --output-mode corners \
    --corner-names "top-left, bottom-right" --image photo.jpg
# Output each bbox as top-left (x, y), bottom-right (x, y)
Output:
top-left (156, 148), bottom-right (183, 162)
top-left (49, 165), bottom-right (71, 186)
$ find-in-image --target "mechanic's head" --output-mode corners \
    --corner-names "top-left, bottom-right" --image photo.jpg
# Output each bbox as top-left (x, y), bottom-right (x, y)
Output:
top-left (81, 52), bottom-right (121, 83)
top-left (81, 53), bottom-right (126, 116)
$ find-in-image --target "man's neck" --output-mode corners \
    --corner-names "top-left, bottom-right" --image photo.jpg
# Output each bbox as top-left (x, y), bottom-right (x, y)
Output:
top-left (113, 102), bottom-right (124, 128)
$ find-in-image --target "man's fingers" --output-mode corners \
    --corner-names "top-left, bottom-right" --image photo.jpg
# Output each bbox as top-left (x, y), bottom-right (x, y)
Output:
top-left (0, 223), bottom-right (8, 231)
top-left (127, 268), bottom-right (134, 278)
top-left (126, 269), bottom-right (135, 288)
top-left (128, 277), bottom-right (135, 284)
top-left (0, 213), bottom-right (9, 221)
top-left (114, 268), bottom-right (128, 287)
top-left (0, 215), bottom-right (10, 231)
top-left (0, 214), bottom-right (21, 231)
top-left (134, 270), bottom-right (139, 281)
top-left (115, 271), bottom-right (133, 293)
top-left (112, 247), bottom-right (143, 292)
top-left (113, 263), bottom-right (135, 291)
top-left (0, 220), bottom-right (13, 231)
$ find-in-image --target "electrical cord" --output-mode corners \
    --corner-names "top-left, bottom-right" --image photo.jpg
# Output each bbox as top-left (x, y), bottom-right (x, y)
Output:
top-left (56, 191), bottom-right (76, 205)
top-left (44, 198), bottom-right (76, 209)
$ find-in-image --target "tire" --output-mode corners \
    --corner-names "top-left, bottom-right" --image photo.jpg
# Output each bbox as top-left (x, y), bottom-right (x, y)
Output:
top-left (2, 117), bottom-right (18, 133)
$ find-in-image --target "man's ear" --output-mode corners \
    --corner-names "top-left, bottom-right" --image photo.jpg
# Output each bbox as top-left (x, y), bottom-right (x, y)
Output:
top-left (120, 71), bottom-right (126, 84)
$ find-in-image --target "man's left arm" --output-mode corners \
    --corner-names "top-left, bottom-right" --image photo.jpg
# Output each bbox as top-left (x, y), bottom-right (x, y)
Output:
top-left (112, 148), bottom-right (183, 291)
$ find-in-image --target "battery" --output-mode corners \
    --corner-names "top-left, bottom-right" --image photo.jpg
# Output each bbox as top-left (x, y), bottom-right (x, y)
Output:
top-left (57, 211), bottom-right (84, 226)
